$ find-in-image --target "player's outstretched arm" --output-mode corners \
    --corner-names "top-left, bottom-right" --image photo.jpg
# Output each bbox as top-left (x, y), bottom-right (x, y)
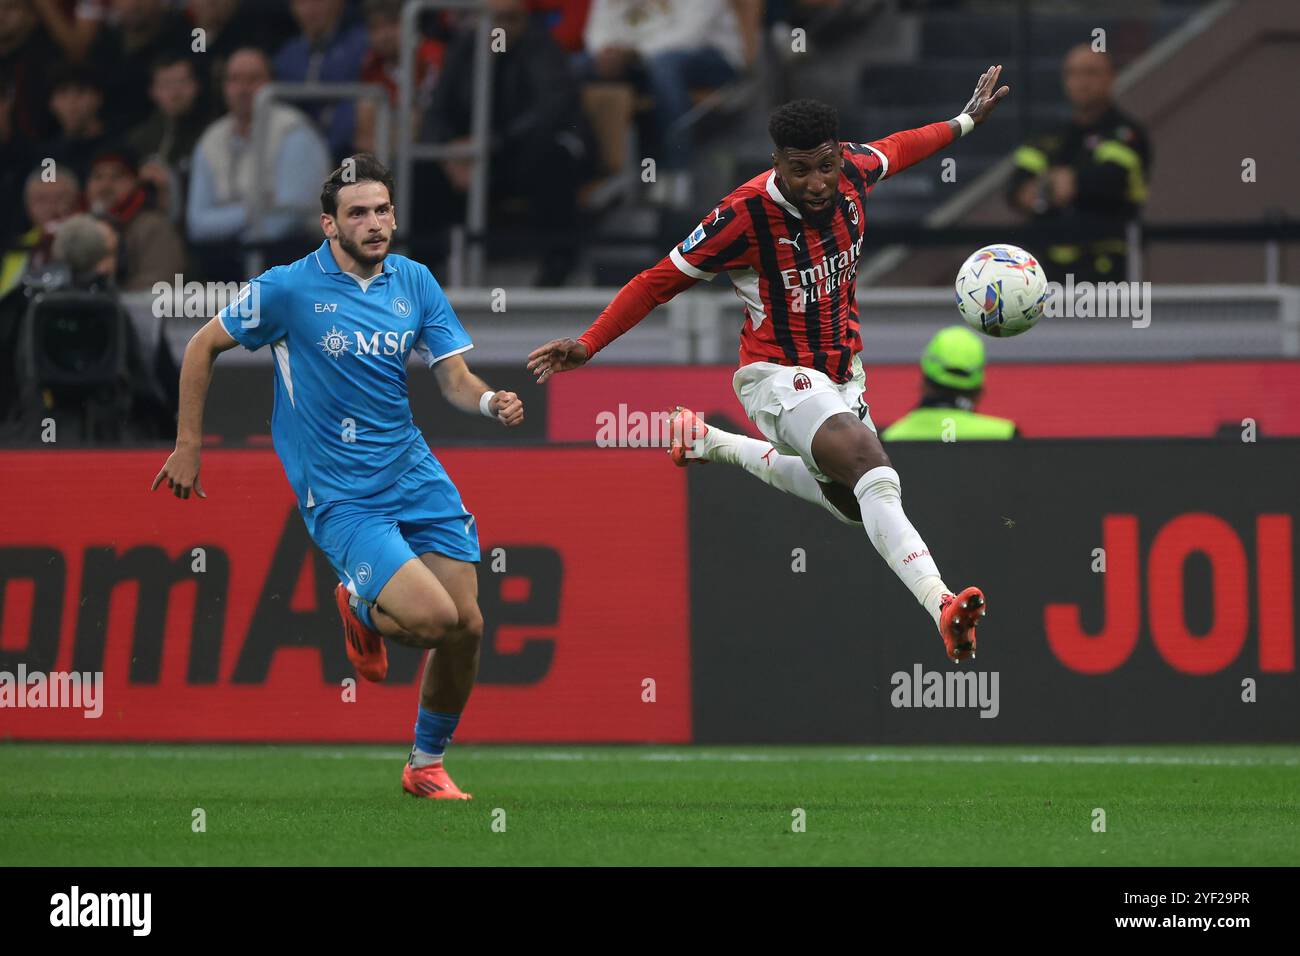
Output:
top-left (526, 336), bottom-right (590, 384)
top-left (433, 354), bottom-right (524, 426)
top-left (950, 63), bottom-right (1010, 133)
top-left (862, 65), bottom-right (1011, 180)
top-left (526, 255), bottom-right (699, 384)
top-left (151, 315), bottom-right (239, 500)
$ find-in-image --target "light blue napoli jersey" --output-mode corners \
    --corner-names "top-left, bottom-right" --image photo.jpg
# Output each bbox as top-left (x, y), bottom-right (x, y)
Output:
top-left (218, 239), bottom-right (472, 509)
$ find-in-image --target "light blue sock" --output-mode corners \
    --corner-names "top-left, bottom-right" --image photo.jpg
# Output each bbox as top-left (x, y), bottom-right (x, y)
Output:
top-left (349, 593), bottom-right (376, 630)
top-left (411, 707), bottom-right (460, 767)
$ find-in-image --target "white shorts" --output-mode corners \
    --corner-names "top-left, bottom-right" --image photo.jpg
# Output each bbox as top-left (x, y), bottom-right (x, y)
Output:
top-left (732, 356), bottom-right (876, 482)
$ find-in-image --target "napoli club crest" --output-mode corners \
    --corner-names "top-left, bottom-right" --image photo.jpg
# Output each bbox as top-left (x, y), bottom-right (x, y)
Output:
top-left (391, 297), bottom-right (411, 317)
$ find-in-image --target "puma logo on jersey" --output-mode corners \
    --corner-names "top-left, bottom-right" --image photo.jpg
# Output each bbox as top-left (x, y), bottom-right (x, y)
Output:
top-left (777, 234), bottom-right (802, 251)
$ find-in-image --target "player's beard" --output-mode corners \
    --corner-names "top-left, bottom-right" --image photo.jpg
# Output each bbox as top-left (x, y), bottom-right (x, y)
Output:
top-left (339, 231), bottom-right (389, 268)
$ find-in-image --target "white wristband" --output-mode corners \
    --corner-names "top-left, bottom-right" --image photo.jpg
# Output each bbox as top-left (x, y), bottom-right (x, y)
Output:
top-left (954, 112), bottom-right (975, 137)
top-left (479, 390), bottom-right (496, 418)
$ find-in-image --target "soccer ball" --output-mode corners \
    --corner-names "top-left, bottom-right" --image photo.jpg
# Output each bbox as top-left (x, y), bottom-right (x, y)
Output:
top-left (954, 244), bottom-right (1048, 337)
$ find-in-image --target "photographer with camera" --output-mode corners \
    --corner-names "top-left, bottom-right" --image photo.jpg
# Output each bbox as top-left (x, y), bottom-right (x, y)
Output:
top-left (0, 212), bottom-right (177, 443)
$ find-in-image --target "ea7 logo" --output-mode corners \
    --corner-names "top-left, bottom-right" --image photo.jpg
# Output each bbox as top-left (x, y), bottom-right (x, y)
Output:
top-left (314, 303), bottom-right (338, 312)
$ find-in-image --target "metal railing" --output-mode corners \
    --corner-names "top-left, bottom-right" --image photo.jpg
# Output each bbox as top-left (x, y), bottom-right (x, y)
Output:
top-left (131, 283), bottom-right (1300, 368)
top-left (689, 283), bottom-right (1300, 364)
top-left (397, 0), bottom-right (495, 286)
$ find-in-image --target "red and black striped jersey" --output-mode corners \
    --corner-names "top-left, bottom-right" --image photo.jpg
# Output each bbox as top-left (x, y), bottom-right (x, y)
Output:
top-left (578, 122), bottom-right (957, 382)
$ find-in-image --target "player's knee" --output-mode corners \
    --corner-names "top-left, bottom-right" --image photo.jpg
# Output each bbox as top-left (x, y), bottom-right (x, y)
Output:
top-left (449, 608), bottom-right (484, 651)
top-left (821, 437), bottom-right (890, 488)
top-left (811, 414), bottom-right (891, 488)
top-left (406, 596), bottom-right (460, 647)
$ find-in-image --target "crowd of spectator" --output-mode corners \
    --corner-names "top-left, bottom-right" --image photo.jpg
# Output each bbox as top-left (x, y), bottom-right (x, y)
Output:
top-left (0, 0), bottom-right (762, 291)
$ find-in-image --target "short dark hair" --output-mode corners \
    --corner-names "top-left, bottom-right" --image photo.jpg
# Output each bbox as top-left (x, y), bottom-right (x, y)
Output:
top-left (769, 99), bottom-right (839, 151)
top-left (50, 63), bottom-right (102, 96)
top-left (89, 143), bottom-right (141, 175)
top-left (321, 154), bottom-right (396, 216)
top-left (363, 0), bottom-right (403, 20)
top-left (150, 51), bottom-right (197, 77)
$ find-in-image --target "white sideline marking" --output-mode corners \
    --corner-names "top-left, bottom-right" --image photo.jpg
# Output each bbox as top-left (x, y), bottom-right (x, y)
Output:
top-left (8, 747), bottom-right (1299, 768)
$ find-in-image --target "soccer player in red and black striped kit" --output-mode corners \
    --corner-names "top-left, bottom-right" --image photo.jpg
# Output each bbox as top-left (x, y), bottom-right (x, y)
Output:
top-left (528, 66), bottom-right (1011, 662)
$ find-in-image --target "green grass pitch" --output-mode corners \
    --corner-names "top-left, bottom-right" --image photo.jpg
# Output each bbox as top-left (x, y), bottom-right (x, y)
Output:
top-left (2, 744), bottom-right (1297, 866)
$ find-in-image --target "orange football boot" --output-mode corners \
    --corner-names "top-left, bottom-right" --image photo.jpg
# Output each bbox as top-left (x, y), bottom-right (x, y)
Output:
top-left (402, 759), bottom-right (472, 800)
top-left (335, 583), bottom-right (387, 682)
top-left (938, 586), bottom-right (986, 662)
top-left (666, 406), bottom-right (710, 466)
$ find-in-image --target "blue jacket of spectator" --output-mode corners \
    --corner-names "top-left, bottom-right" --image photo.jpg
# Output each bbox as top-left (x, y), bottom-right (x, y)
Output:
top-left (272, 22), bottom-right (370, 159)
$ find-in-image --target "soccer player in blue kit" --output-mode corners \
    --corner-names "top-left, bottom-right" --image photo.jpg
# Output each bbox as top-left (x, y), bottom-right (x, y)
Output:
top-left (152, 155), bottom-right (522, 800)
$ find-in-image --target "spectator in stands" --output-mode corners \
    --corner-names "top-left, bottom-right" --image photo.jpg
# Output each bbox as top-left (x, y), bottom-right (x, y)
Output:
top-left (580, 0), bottom-right (758, 206)
top-left (1007, 45), bottom-right (1150, 283)
top-left (29, 0), bottom-right (109, 63)
top-left (0, 211), bottom-right (118, 434)
top-left (0, 167), bottom-right (78, 295)
top-left (187, 46), bottom-right (331, 272)
top-left (128, 53), bottom-right (210, 230)
top-left (273, 0), bottom-right (369, 159)
top-left (0, 75), bottom-right (37, 244)
top-left (0, 211), bottom-right (177, 443)
top-left (87, 0), bottom-right (194, 131)
top-left (1, 0), bottom-right (60, 143)
top-left (881, 326), bottom-right (1018, 442)
top-left (426, 0), bottom-right (594, 286)
top-left (51, 209), bottom-right (116, 283)
top-left (85, 146), bottom-right (186, 290)
top-left (355, 0), bottom-right (444, 156)
top-left (41, 63), bottom-right (112, 184)
top-left (359, 0), bottom-right (443, 106)
top-left (528, 0), bottom-right (591, 54)
top-left (189, 0), bottom-right (294, 94)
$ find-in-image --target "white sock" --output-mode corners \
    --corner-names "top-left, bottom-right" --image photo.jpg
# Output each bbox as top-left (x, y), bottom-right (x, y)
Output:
top-left (853, 466), bottom-right (950, 627)
top-left (409, 747), bottom-right (443, 769)
top-left (704, 428), bottom-right (861, 526)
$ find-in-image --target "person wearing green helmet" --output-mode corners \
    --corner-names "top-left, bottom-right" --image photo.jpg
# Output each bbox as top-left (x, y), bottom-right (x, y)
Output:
top-left (881, 326), bottom-right (1018, 441)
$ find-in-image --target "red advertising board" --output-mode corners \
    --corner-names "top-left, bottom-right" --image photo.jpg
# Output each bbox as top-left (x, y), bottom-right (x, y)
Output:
top-left (547, 360), bottom-right (1300, 441)
top-left (0, 449), bottom-right (691, 742)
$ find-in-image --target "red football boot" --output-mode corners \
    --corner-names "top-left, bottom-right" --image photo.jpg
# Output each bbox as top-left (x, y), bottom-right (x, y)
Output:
top-left (667, 406), bottom-right (710, 466)
top-left (335, 583), bottom-right (387, 682)
top-left (939, 586), bottom-right (986, 662)
top-left (402, 759), bottom-right (472, 800)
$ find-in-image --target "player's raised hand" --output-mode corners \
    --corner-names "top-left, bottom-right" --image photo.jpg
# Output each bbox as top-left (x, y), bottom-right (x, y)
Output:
top-left (151, 445), bottom-right (206, 500)
top-left (962, 64), bottom-right (1010, 125)
top-left (526, 337), bottom-right (590, 384)
top-left (491, 390), bottom-right (524, 427)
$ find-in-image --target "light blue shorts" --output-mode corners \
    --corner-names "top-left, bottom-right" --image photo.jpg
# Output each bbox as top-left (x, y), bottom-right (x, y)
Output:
top-left (303, 452), bottom-right (479, 605)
